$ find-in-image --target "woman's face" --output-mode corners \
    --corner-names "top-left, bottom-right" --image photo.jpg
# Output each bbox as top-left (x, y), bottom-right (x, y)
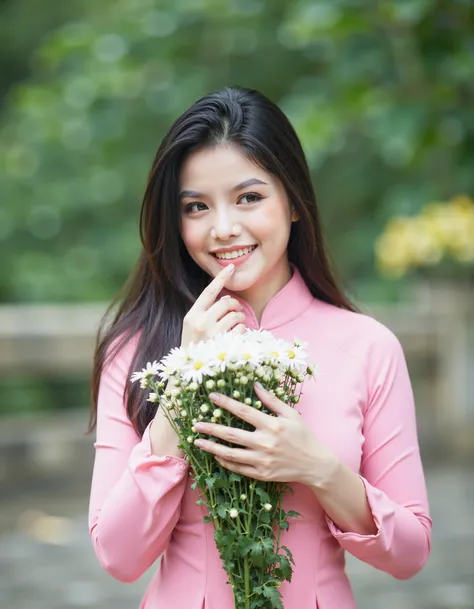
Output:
top-left (179, 143), bottom-right (299, 307)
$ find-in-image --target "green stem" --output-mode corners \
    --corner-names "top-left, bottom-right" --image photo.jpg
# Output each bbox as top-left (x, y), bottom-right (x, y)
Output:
top-left (244, 555), bottom-right (250, 609)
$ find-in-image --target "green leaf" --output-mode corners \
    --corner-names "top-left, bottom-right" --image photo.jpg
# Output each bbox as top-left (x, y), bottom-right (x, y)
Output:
top-left (262, 585), bottom-right (283, 608)
top-left (255, 486), bottom-right (271, 504)
top-left (217, 504), bottom-right (227, 518)
top-left (286, 510), bottom-right (301, 519)
top-left (261, 537), bottom-right (275, 553)
top-left (205, 477), bottom-right (215, 489)
top-left (282, 545), bottom-right (295, 565)
top-left (275, 554), bottom-right (292, 581)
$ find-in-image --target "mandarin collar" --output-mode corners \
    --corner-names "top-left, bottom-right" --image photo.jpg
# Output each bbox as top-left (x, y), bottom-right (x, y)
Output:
top-left (220, 265), bottom-right (314, 330)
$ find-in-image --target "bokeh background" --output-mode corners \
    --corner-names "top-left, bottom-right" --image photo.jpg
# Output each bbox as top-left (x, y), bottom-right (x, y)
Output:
top-left (0, 1), bottom-right (473, 608)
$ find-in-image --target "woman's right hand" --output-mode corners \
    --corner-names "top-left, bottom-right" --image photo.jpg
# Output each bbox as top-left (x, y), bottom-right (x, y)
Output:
top-left (150, 264), bottom-right (246, 458)
top-left (180, 263), bottom-right (246, 348)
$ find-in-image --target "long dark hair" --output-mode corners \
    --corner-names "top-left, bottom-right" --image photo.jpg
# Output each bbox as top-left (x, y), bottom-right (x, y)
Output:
top-left (89, 86), bottom-right (358, 437)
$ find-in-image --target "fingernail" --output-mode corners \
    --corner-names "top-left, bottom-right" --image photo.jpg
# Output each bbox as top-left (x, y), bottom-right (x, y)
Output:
top-left (255, 382), bottom-right (263, 390)
top-left (227, 263), bottom-right (235, 272)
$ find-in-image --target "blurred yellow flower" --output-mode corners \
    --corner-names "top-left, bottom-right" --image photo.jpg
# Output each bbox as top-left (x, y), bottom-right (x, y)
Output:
top-left (375, 194), bottom-right (474, 277)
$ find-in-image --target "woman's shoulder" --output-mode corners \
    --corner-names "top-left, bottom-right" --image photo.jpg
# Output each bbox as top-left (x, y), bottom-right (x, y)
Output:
top-left (103, 332), bottom-right (141, 380)
top-left (307, 297), bottom-right (403, 358)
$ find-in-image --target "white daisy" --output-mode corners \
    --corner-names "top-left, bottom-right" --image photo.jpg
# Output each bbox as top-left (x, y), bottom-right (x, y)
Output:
top-left (157, 347), bottom-right (189, 382)
top-left (280, 344), bottom-right (309, 374)
top-left (181, 342), bottom-right (216, 384)
top-left (130, 360), bottom-right (160, 383)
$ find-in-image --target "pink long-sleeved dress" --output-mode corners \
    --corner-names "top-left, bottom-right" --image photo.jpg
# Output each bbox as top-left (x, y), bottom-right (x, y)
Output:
top-left (89, 266), bottom-right (432, 608)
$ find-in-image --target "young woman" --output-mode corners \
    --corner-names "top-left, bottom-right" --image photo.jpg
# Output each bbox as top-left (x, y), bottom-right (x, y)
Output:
top-left (88, 86), bottom-right (432, 609)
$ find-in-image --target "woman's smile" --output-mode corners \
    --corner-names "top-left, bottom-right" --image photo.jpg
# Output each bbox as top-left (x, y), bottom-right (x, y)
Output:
top-left (212, 245), bottom-right (258, 267)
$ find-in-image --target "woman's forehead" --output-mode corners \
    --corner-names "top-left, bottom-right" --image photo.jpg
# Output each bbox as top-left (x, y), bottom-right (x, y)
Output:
top-left (179, 144), bottom-right (274, 191)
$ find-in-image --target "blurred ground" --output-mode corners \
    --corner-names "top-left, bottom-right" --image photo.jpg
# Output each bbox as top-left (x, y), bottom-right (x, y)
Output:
top-left (0, 464), bottom-right (473, 609)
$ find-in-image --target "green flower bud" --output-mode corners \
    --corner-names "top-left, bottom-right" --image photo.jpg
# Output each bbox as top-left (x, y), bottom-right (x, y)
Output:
top-left (213, 408), bottom-right (222, 418)
top-left (189, 382), bottom-right (199, 391)
top-left (229, 508), bottom-right (239, 518)
top-left (232, 390), bottom-right (241, 399)
top-left (217, 379), bottom-right (226, 388)
top-left (206, 379), bottom-right (216, 389)
top-left (200, 404), bottom-right (209, 413)
top-left (244, 398), bottom-right (252, 405)
top-left (263, 503), bottom-right (272, 511)
top-left (187, 436), bottom-right (194, 444)
top-left (240, 494), bottom-right (247, 501)
top-left (239, 376), bottom-right (249, 385)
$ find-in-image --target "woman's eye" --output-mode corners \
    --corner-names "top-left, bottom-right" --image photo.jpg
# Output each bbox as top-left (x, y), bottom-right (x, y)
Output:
top-left (239, 193), bottom-right (262, 205)
top-left (185, 202), bottom-right (207, 214)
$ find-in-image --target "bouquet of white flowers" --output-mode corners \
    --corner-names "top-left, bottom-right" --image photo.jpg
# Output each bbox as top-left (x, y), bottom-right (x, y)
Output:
top-left (131, 329), bottom-right (316, 609)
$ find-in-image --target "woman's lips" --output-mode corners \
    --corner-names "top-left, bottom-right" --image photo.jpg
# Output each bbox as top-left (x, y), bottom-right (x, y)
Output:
top-left (212, 246), bottom-right (257, 268)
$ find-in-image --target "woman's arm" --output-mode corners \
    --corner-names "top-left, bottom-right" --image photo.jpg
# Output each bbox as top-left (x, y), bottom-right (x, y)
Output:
top-left (88, 340), bottom-right (189, 583)
top-left (308, 459), bottom-right (378, 535)
top-left (312, 328), bottom-right (432, 580)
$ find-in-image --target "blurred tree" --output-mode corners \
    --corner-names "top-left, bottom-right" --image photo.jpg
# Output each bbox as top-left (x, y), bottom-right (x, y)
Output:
top-left (0, 0), bottom-right (85, 103)
top-left (0, 0), bottom-right (473, 304)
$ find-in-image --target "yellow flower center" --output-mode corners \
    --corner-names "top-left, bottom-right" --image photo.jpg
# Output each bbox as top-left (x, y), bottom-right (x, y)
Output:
top-left (217, 352), bottom-right (227, 361)
top-left (243, 353), bottom-right (252, 360)
top-left (193, 360), bottom-right (205, 370)
top-left (286, 350), bottom-right (296, 359)
top-left (270, 351), bottom-right (279, 357)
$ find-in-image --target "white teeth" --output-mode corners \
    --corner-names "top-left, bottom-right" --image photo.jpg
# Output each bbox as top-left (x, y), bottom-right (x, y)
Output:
top-left (214, 245), bottom-right (256, 260)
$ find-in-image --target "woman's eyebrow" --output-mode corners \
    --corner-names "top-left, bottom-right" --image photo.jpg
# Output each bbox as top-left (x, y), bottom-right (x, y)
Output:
top-left (179, 178), bottom-right (269, 200)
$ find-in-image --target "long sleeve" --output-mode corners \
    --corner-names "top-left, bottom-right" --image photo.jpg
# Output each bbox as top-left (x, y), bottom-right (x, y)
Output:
top-left (326, 326), bottom-right (432, 579)
top-left (88, 339), bottom-right (189, 583)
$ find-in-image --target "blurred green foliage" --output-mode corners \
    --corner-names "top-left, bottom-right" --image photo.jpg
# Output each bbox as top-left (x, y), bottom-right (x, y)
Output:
top-left (0, 0), bottom-right (473, 416)
top-left (0, 0), bottom-right (473, 306)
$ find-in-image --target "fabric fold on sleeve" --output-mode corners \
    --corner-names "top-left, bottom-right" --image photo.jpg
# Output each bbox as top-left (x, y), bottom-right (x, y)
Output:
top-left (88, 338), bottom-right (189, 583)
top-left (326, 324), bottom-right (432, 580)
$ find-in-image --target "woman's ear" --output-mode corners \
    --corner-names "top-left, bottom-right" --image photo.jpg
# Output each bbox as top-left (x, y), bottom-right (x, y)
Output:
top-left (291, 206), bottom-right (299, 222)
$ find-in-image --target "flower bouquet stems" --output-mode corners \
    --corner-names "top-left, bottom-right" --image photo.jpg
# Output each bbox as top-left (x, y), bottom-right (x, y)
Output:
top-left (131, 330), bottom-right (316, 609)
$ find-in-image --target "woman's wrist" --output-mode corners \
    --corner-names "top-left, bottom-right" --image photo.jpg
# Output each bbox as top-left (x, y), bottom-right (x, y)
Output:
top-left (303, 450), bottom-right (340, 491)
top-left (308, 455), bottom-right (378, 536)
top-left (149, 407), bottom-right (185, 459)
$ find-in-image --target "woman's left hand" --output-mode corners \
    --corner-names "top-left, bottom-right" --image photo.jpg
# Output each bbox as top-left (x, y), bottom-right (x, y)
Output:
top-left (193, 382), bottom-right (337, 486)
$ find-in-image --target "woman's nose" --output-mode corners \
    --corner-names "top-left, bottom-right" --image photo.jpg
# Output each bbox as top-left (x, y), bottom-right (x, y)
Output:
top-left (211, 214), bottom-right (241, 240)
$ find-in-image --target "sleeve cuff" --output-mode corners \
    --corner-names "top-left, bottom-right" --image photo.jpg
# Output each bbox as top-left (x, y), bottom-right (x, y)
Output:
top-left (325, 475), bottom-right (394, 557)
top-left (129, 421), bottom-right (189, 472)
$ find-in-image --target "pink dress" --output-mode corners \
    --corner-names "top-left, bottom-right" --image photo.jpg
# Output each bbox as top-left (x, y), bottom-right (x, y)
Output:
top-left (89, 267), bottom-right (432, 608)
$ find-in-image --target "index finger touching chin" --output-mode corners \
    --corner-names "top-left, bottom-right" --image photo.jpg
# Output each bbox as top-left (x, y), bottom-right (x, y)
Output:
top-left (197, 264), bottom-right (235, 308)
